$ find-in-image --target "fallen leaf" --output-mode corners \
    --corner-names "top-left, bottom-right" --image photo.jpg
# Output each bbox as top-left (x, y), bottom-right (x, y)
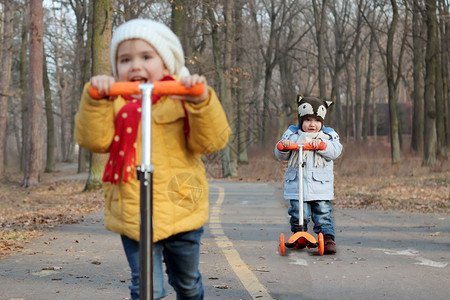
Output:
top-left (214, 285), bottom-right (229, 289)
top-left (42, 266), bottom-right (62, 270)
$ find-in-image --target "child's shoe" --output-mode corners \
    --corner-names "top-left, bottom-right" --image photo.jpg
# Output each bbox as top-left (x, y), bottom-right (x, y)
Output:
top-left (324, 235), bottom-right (336, 254)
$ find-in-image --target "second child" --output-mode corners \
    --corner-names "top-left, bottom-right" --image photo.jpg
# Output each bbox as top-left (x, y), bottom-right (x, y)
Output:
top-left (275, 95), bottom-right (342, 254)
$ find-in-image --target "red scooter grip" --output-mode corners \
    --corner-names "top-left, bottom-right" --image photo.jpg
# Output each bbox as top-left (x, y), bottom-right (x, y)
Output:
top-left (277, 142), bottom-right (326, 151)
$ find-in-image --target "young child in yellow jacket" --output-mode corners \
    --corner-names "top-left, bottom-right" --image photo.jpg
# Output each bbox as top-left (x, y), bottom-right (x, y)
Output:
top-left (74, 19), bottom-right (231, 300)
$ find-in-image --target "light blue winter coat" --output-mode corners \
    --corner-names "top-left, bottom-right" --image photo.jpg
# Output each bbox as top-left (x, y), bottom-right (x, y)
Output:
top-left (274, 124), bottom-right (343, 201)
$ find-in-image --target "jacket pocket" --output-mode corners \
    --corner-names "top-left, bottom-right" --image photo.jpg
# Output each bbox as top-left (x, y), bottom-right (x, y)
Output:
top-left (312, 171), bottom-right (332, 183)
top-left (284, 168), bottom-right (299, 196)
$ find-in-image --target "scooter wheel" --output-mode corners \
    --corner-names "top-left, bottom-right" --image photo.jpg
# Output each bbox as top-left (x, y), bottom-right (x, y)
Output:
top-left (279, 233), bottom-right (286, 256)
top-left (318, 233), bottom-right (324, 256)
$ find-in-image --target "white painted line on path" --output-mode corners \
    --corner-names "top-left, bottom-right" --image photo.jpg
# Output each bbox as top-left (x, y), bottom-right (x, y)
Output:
top-left (373, 248), bottom-right (448, 268)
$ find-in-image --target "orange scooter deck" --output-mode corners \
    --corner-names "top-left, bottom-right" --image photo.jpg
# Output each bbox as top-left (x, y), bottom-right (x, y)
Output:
top-left (279, 232), bottom-right (324, 256)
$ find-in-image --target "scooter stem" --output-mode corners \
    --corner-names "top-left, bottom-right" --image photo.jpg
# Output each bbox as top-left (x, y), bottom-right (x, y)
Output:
top-left (139, 83), bottom-right (154, 300)
top-left (140, 84), bottom-right (153, 171)
top-left (298, 145), bottom-right (304, 229)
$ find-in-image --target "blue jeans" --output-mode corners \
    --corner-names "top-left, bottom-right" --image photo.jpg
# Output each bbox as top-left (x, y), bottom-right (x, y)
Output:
top-left (288, 200), bottom-right (335, 238)
top-left (121, 227), bottom-right (204, 300)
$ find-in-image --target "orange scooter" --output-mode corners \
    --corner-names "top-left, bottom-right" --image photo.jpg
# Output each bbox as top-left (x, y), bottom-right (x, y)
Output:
top-left (277, 142), bottom-right (325, 256)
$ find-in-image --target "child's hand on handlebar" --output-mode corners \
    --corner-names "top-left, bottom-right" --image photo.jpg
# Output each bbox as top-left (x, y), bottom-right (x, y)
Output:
top-left (281, 140), bottom-right (292, 148)
top-left (90, 75), bottom-right (116, 97)
top-left (175, 74), bottom-right (208, 104)
top-left (310, 139), bottom-right (322, 149)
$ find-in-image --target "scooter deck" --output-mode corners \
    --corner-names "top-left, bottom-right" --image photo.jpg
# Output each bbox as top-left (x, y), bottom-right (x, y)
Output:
top-left (279, 232), bottom-right (324, 255)
top-left (286, 231), bottom-right (318, 249)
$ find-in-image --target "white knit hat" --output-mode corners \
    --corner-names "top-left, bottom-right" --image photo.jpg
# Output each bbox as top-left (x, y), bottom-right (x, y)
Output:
top-left (110, 19), bottom-right (189, 78)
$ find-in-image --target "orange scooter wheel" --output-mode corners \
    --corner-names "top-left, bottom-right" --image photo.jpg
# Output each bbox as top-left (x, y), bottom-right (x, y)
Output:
top-left (279, 233), bottom-right (286, 256)
top-left (318, 233), bottom-right (324, 256)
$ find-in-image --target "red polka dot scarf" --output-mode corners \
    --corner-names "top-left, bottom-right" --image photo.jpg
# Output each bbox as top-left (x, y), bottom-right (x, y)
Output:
top-left (102, 76), bottom-right (190, 184)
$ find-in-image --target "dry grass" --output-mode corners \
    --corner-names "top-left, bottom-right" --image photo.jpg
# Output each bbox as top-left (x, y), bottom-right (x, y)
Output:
top-left (0, 168), bottom-right (104, 259)
top-left (333, 139), bottom-right (449, 213)
top-left (236, 138), bottom-right (449, 214)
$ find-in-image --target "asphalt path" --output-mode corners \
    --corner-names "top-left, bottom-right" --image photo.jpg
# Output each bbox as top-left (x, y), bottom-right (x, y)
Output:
top-left (0, 180), bottom-right (449, 300)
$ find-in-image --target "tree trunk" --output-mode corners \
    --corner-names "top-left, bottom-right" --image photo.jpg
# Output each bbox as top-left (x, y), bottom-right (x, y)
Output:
top-left (205, 0), bottom-right (233, 178)
top-left (386, 0), bottom-right (401, 164)
top-left (312, 0), bottom-right (328, 99)
top-left (345, 65), bottom-right (352, 141)
top-left (0, 0), bottom-right (14, 178)
top-left (363, 33), bottom-right (375, 142)
top-left (331, 49), bottom-right (343, 134)
top-left (443, 1), bottom-right (450, 148)
top-left (84, 0), bottom-right (113, 191)
top-left (372, 92), bottom-right (378, 140)
top-left (411, 0), bottom-right (425, 153)
top-left (423, 0), bottom-right (437, 166)
top-left (435, 4), bottom-right (447, 159)
top-left (354, 42), bottom-right (363, 142)
top-left (171, 0), bottom-right (185, 39)
top-left (55, 7), bottom-right (70, 162)
top-left (22, 0), bottom-right (44, 187)
top-left (43, 49), bottom-right (55, 173)
top-left (78, 0), bottom-right (93, 174)
top-left (20, 1), bottom-right (30, 172)
top-left (223, 0), bottom-right (237, 177)
top-left (234, 0), bottom-right (248, 164)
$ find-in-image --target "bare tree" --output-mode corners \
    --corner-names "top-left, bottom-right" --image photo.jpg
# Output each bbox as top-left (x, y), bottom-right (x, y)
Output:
top-left (435, 0), bottom-right (447, 159)
top-left (249, 0), bottom-right (306, 144)
top-left (312, 0), bottom-right (328, 99)
top-left (43, 48), bottom-right (55, 173)
top-left (204, 0), bottom-right (237, 177)
top-left (328, 0), bottom-right (361, 134)
top-left (363, 0), bottom-right (409, 164)
top-left (20, 1), bottom-right (30, 172)
top-left (362, 31), bottom-right (376, 142)
top-left (68, 0), bottom-right (90, 173)
top-left (423, 0), bottom-right (438, 165)
top-left (22, 0), bottom-right (44, 187)
top-left (439, 0), bottom-right (450, 148)
top-left (411, 0), bottom-right (425, 153)
top-left (0, 0), bottom-right (14, 178)
top-left (53, 5), bottom-right (70, 162)
top-left (234, 0), bottom-right (249, 164)
top-left (83, 0), bottom-right (113, 191)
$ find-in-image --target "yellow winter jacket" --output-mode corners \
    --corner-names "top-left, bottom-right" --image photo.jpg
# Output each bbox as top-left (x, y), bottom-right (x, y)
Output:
top-left (75, 82), bottom-right (230, 242)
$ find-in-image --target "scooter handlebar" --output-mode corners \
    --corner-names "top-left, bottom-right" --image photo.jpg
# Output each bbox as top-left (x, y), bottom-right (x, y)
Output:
top-left (88, 81), bottom-right (205, 99)
top-left (276, 142), bottom-right (326, 151)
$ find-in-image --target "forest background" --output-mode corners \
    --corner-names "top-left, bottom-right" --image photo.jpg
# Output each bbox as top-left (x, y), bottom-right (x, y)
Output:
top-left (0, 0), bottom-right (449, 256)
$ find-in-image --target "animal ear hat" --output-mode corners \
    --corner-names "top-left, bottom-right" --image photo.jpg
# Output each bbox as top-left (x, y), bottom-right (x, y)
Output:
top-left (296, 95), bottom-right (334, 125)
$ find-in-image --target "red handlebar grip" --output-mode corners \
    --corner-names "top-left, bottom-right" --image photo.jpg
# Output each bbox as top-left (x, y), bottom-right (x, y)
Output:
top-left (153, 81), bottom-right (205, 96)
top-left (277, 142), bottom-right (326, 151)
